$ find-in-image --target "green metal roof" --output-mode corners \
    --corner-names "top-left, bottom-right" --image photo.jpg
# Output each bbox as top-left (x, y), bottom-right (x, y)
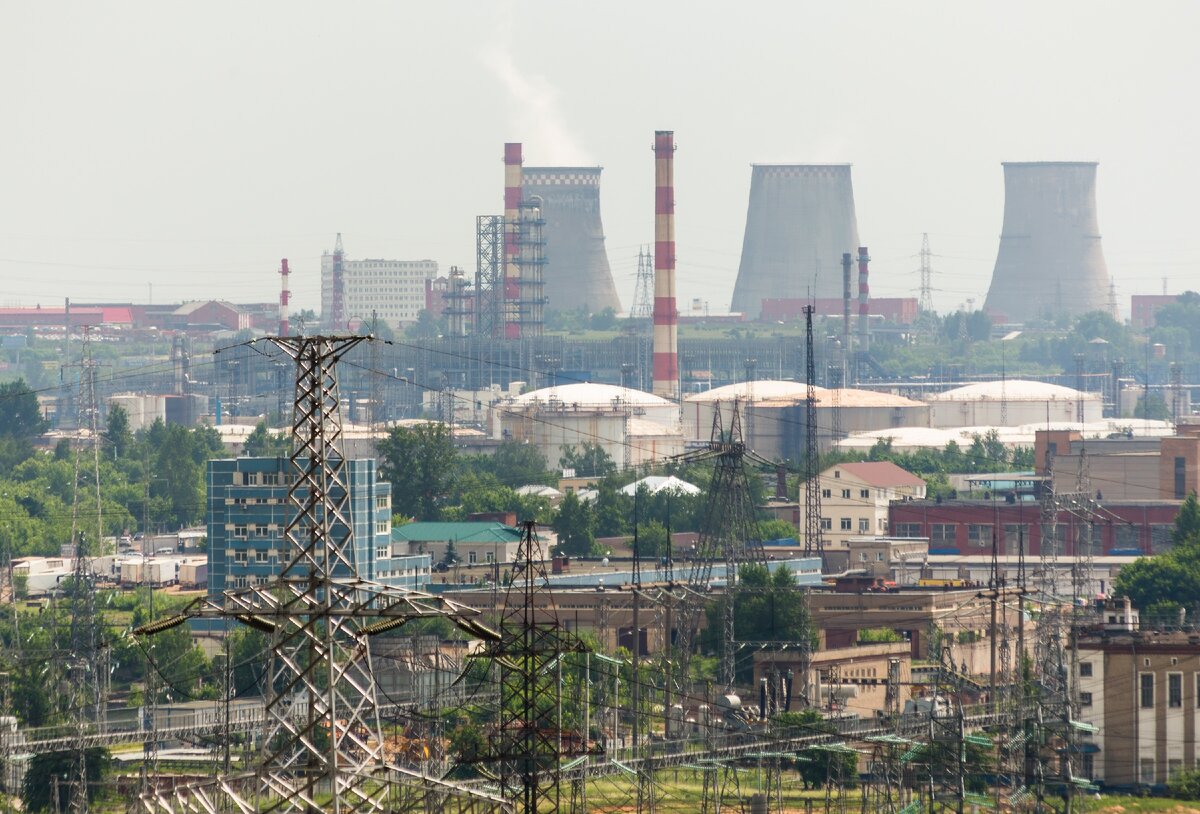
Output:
top-left (391, 522), bottom-right (522, 545)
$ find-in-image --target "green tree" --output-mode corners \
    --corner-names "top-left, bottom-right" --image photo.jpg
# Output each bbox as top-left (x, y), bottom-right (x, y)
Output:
top-left (1115, 495), bottom-right (1200, 624)
top-left (759, 518), bottom-right (798, 542)
top-left (558, 443), bottom-right (615, 478)
top-left (1174, 492), bottom-right (1200, 545)
top-left (476, 440), bottom-right (549, 486)
top-left (153, 423), bottom-right (205, 527)
top-left (554, 491), bottom-right (596, 556)
top-left (0, 378), bottom-right (47, 441)
top-left (378, 423), bottom-right (457, 520)
top-left (23, 748), bottom-right (109, 812)
top-left (593, 480), bottom-right (631, 537)
top-left (635, 519), bottom-right (669, 558)
top-left (103, 403), bottom-right (133, 458)
top-left (243, 420), bottom-right (291, 458)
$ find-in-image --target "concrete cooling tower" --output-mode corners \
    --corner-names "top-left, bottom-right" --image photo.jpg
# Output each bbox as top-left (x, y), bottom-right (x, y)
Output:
top-left (983, 162), bottom-right (1111, 323)
top-left (731, 164), bottom-right (861, 318)
top-left (522, 167), bottom-right (622, 315)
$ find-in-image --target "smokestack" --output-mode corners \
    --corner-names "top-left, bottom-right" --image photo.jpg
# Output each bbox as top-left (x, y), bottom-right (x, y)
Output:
top-left (503, 143), bottom-right (523, 339)
top-left (652, 131), bottom-right (679, 402)
top-left (983, 162), bottom-right (1111, 323)
top-left (732, 164), bottom-right (860, 318)
top-left (522, 167), bottom-right (622, 315)
top-left (841, 252), bottom-right (852, 354)
top-left (857, 247), bottom-right (870, 354)
top-left (278, 258), bottom-right (290, 337)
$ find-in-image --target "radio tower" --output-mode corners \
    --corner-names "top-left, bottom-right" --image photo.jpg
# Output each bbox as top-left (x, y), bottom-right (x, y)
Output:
top-left (630, 245), bottom-right (655, 320)
top-left (918, 233), bottom-right (935, 314)
top-left (803, 306), bottom-right (824, 559)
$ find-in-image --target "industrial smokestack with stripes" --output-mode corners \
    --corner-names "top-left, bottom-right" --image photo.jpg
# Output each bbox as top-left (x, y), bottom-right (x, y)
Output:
top-left (652, 131), bottom-right (679, 402)
top-left (731, 164), bottom-right (861, 318)
top-left (522, 167), bottom-right (622, 315)
top-left (983, 162), bottom-right (1112, 323)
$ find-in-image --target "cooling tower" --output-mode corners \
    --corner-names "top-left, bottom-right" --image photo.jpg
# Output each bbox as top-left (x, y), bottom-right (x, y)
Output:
top-left (522, 167), bottom-right (622, 314)
top-left (731, 164), bottom-right (861, 318)
top-left (983, 162), bottom-right (1111, 323)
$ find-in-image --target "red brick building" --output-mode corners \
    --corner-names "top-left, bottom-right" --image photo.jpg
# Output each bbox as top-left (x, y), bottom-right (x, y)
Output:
top-left (888, 498), bottom-right (1181, 557)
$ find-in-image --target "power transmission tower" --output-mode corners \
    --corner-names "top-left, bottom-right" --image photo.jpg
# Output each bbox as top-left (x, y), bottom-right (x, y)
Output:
top-left (485, 521), bottom-right (590, 814)
top-left (802, 306), bottom-right (824, 559)
top-left (919, 233), bottom-right (935, 314)
top-left (135, 335), bottom-right (507, 814)
top-left (630, 246), bottom-right (655, 320)
top-left (64, 328), bottom-right (105, 814)
top-left (327, 232), bottom-right (347, 330)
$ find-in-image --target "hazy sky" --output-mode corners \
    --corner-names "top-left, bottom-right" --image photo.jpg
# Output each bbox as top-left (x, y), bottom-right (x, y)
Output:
top-left (2, 2), bottom-right (1197, 318)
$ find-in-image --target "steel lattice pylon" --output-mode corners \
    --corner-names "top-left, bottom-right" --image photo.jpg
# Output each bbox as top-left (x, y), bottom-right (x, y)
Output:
top-left (802, 305), bottom-right (824, 559)
top-left (485, 520), bottom-right (589, 814)
top-left (136, 336), bottom-right (510, 814)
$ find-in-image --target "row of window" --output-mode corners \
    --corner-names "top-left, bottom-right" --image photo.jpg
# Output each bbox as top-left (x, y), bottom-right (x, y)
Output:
top-left (231, 521), bottom-right (389, 538)
top-left (1138, 672), bottom-right (1196, 709)
top-left (820, 517), bottom-right (887, 533)
top-left (822, 488), bottom-right (874, 500)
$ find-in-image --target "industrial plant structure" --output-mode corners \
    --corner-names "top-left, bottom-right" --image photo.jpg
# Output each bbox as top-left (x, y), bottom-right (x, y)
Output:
top-left (983, 161), bottom-right (1112, 323)
top-left (319, 241), bottom-right (438, 330)
top-left (522, 166), bottom-right (621, 316)
top-left (731, 164), bottom-right (861, 318)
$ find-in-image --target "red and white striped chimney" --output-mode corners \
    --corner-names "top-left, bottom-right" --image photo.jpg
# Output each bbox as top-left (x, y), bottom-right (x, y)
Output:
top-left (278, 258), bottom-right (290, 336)
top-left (653, 131), bottom-right (679, 401)
top-left (857, 246), bottom-right (870, 354)
top-left (503, 143), bottom-right (523, 339)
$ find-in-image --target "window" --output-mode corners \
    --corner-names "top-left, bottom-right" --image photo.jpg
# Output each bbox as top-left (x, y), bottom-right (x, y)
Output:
top-left (859, 552), bottom-right (868, 563)
top-left (1140, 758), bottom-right (1155, 785)
top-left (840, 518), bottom-right (852, 531)
top-left (376, 521), bottom-right (390, 535)
top-left (1195, 674), bottom-right (1200, 708)
top-left (233, 550), bottom-right (248, 564)
top-left (376, 546), bottom-right (388, 560)
top-left (255, 550), bottom-right (268, 563)
top-left (255, 524), bottom-right (268, 536)
top-left (894, 523), bottom-right (921, 538)
top-left (820, 518), bottom-right (832, 531)
top-left (376, 495), bottom-right (390, 509)
top-left (860, 489), bottom-right (871, 499)
top-left (1169, 673), bottom-right (1183, 708)
top-left (930, 524), bottom-right (956, 545)
top-left (1176, 456), bottom-right (1187, 499)
top-left (1079, 662), bottom-right (1093, 678)
top-left (1114, 525), bottom-right (1140, 552)
top-left (263, 473), bottom-right (280, 486)
top-left (468, 551), bottom-right (477, 564)
top-left (876, 552), bottom-right (885, 562)
top-left (1169, 758), bottom-right (1184, 780)
top-left (1141, 673), bottom-right (1155, 708)
top-left (1151, 525), bottom-right (1173, 554)
top-left (858, 518), bottom-right (870, 533)
top-left (967, 524), bottom-right (992, 548)
top-left (1080, 691), bottom-right (1092, 707)
top-left (1080, 753), bottom-right (1095, 780)
top-left (245, 473), bottom-right (259, 486)
top-left (234, 525), bottom-right (247, 538)
top-left (834, 470), bottom-right (841, 479)
top-left (485, 551), bottom-right (494, 563)
top-left (822, 489), bottom-right (831, 499)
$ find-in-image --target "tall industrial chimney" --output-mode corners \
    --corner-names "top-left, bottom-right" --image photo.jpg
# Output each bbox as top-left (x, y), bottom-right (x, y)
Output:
top-left (841, 252), bottom-right (852, 353)
top-left (652, 131), bottom-right (679, 402)
top-left (857, 247), bottom-right (870, 354)
top-left (521, 167), bottom-right (621, 315)
top-left (731, 164), bottom-right (861, 318)
top-left (983, 162), bottom-right (1111, 323)
top-left (503, 143), bottom-right (523, 339)
top-left (278, 258), bottom-right (290, 336)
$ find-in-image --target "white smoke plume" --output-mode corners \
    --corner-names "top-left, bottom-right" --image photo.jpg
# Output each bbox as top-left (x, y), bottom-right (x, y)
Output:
top-left (482, 43), bottom-right (593, 165)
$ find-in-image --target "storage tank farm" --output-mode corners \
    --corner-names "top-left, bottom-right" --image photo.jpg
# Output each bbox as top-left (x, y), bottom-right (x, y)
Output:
top-left (522, 166), bottom-right (622, 315)
top-left (731, 164), bottom-right (861, 318)
top-left (983, 161), bottom-right (1112, 323)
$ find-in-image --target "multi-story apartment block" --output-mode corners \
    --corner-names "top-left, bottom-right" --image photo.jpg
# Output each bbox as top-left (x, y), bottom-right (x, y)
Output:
top-left (798, 461), bottom-right (927, 550)
top-left (1075, 620), bottom-right (1200, 789)
top-left (206, 457), bottom-right (429, 596)
top-left (320, 255), bottom-right (438, 330)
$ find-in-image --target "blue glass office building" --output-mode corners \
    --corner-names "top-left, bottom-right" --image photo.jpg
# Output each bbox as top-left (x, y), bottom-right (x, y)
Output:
top-left (206, 457), bottom-right (430, 595)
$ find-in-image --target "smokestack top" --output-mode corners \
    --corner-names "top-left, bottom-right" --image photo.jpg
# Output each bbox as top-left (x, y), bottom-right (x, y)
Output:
top-left (504, 143), bottom-right (522, 165)
top-left (1001, 161), bottom-right (1099, 168)
top-left (654, 130), bottom-right (675, 154)
top-left (523, 167), bottom-right (604, 186)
